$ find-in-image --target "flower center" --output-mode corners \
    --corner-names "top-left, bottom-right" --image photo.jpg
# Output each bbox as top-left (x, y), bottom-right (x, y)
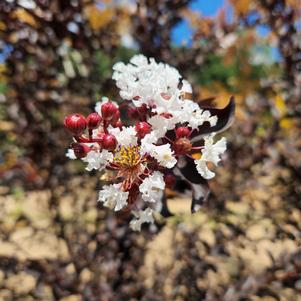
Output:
top-left (113, 146), bottom-right (146, 191)
top-left (113, 145), bottom-right (145, 168)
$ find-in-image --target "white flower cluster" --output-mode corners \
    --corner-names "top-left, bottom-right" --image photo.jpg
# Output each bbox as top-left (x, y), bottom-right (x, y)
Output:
top-left (113, 55), bottom-right (218, 136)
top-left (98, 171), bottom-right (166, 231)
top-left (66, 54), bottom-right (229, 231)
top-left (113, 54), bottom-right (181, 113)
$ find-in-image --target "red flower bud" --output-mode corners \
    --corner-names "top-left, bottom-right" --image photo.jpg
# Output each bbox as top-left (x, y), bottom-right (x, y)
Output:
top-left (102, 134), bottom-right (117, 151)
top-left (137, 104), bottom-right (148, 115)
top-left (173, 138), bottom-right (192, 155)
top-left (64, 113), bottom-right (87, 135)
top-left (71, 143), bottom-right (90, 158)
top-left (110, 110), bottom-right (121, 126)
top-left (101, 102), bottom-right (118, 120)
top-left (135, 121), bottom-right (151, 138)
top-left (127, 107), bottom-right (139, 119)
top-left (175, 127), bottom-right (191, 139)
top-left (86, 112), bottom-right (102, 130)
top-left (95, 131), bottom-right (105, 140)
top-left (114, 121), bottom-right (123, 128)
top-left (164, 173), bottom-right (176, 189)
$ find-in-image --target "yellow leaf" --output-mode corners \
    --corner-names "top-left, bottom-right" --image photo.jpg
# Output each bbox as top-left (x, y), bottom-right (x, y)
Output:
top-left (84, 5), bottom-right (114, 31)
top-left (0, 121), bottom-right (14, 131)
top-left (12, 8), bottom-right (38, 27)
top-left (275, 94), bottom-right (287, 117)
top-left (0, 21), bottom-right (6, 31)
top-left (280, 118), bottom-right (294, 129)
top-left (230, 0), bottom-right (251, 15)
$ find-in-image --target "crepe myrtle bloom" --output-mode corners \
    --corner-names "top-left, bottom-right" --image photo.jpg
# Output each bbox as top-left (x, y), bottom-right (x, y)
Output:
top-left (64, 54), bottom-right (235, 231)
top-left (139, 171), bottom-right (165, 203)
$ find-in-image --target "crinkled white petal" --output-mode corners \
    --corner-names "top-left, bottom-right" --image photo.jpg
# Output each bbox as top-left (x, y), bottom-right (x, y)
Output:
top-left (147, 115), bottom-right (177, 138)
top-left (130, 54), bottom-right (149, 67)
top-left (180, 79), bottom-right (192, 95)
top-left (181, 104), bottom-right (217, 130)
top-left (194, 134), bottom-right (227, 179)
top-left (195, 160), bottom-right (216, 179)
top-left (151, 91), bottom-right (184, 115)
top-left (66, 149), bottom-right (76, 160)
top-left (130, 208), bottom-right (154, 231)
top-left (202, 135), bottom-right (227, 165)
top-left (98, 184), bottom-right (128, 211)
top-left (139, 171), bottom-right (165, 203)
top-left (129, 218), bottom-right (143, 231)
top-left (140, 132), bottom-right (159, 156)
top-left (82, 150), bottom-right (113, 171)
top-left (109, 126), bottom-right (137, 147)
top-left (150, 143), bottom-right (177, 169)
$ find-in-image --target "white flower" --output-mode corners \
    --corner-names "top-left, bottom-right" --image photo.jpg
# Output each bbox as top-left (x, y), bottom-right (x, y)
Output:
top-left (195, 160), bottom-right (215, 179)
top-left (66, 148), bottom-right (76, 159)
top-left (140, 132), bottom-right (159, 156)
top-left (181, 98), bottom-right (199, 111)
top-left (150, 143), bottom-right (177, 169)
top-left (177, 100), bottom-right (217, 130)
top-left (141, 139), bottom-right (177, 169)
top-left (202, 135), bottom-right (227, 164)
top-left (189, 109), bottom-right (217, 129)
top-left (82, 150), bottom-right (113, 171)
top-left (195, 134), bottom-right (227, 179)
top-left (139, 171), bottom-right (165, 203)
top-left (130, 208), bottom-right (154, 231)
top-left (151, 91), bottom-right (184, 115)
top-left (180, 79), bottom-right (192, 95)
top-left (98, 184), bottom-right (129, 211)
top-left (147, 115), bottom-right (177, 138)
top-left (109, 126), bottom-right (137, 147)
top-left (130, 54), bottom-right (149, 67)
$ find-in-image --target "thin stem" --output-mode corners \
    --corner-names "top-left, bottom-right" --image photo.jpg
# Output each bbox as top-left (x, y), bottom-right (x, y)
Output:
top-left (191, 146), bottom-right (204, 150)
top-left (103, 120), bottom-right (108, 134)
top-left (75, 135), bottom-right (103, 144)
top-left (164, 135), bottom-right (173, 143)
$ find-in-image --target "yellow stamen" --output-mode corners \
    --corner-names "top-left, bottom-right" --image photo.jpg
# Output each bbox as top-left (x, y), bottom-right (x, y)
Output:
top-left (113, 146), bottom-right (145, 168)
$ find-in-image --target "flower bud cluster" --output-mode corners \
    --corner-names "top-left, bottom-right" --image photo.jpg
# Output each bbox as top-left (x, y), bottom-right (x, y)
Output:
top-left (64, 102), bottom-right (123, 157)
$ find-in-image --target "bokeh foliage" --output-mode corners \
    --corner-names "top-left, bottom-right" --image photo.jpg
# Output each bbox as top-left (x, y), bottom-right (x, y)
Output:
top-left (0, 0), bottom-right (301, 300)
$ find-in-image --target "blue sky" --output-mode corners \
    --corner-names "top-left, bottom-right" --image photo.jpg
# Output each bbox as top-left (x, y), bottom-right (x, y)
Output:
top-left (171, 0), bottom-right (281, 60)
top-left (190, 0), bottom-right (225, 16)
top-left (172, 0), bottom-right (227, 45)
top-left (172, 0), bottom-right (272, 43)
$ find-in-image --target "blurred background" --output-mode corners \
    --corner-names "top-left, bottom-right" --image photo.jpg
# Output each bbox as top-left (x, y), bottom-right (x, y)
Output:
top-left (0, 0), bottom-right (301, 300)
